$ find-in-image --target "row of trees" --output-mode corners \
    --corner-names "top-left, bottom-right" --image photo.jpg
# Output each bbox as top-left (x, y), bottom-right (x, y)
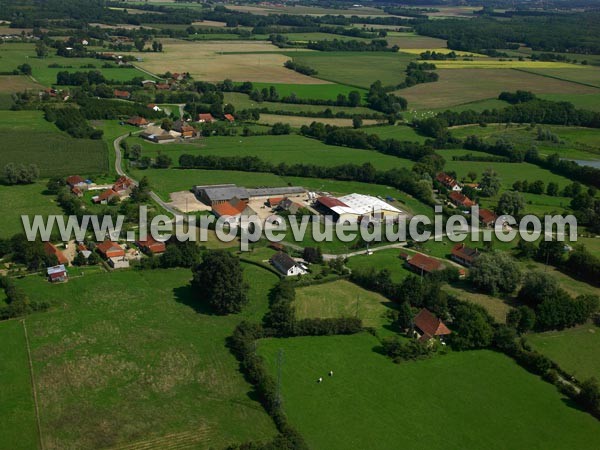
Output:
top-left (3, 163), bottom-right (39, 185)
top-left (283, 60), bottom-right (318, 76)
top-left (44, 106), bottom-right (103, 139)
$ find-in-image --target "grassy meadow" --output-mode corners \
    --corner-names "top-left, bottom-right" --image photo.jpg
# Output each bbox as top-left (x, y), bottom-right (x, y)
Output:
top-left (294, 280), bottom-right (395, 329)
top-left (0, 320), bottom-right (39, 450)
top-left (13, 266), bottom-right (279, 449)
top-left (527, 325), bottom-right (600, 381)
top-left (0, 111), bottom-right (108, 177)
top-left (258, 333), bottom-right (600, 450)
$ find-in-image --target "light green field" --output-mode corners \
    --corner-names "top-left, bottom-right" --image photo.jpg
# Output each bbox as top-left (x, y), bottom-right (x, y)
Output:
top-left (0, 320), bottom-right (39, 450)
top-left (127, 134), bottom-right (412, 172)
top-left (294, 280), bottom-right (395, 329)
top-left (245, 82), bottom-right (368, 100)
top-left (346, 248), bottom-right (410, 283)
top-left (0, 182), bottom-right (62, 239)
top-left (364, 124), bottom-right (428, 142)
top-left (0, 42), bottom-right (149, 86)
top-left (538, 94), bottom-right (600, 112)
top-left (223, 92), bottom-right (375, 114)
top-left (288, 51), bottom-right (416, 88)
top-left (0, 110), bottom-right (108, 177)
top-left (258, 333), bottom-right (600, 450)
top-left (13, 266), bottom-right (278, 449)
top-left (528, 325), bottom-right (600, 381)
top-left (517, 67), bottom-right (600, 88)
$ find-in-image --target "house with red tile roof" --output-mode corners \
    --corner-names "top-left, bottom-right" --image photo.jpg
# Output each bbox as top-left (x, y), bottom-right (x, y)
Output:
top-left (126, 116), bottom-right (149, 127)
top-left (96, 241), bottom-right (125, 259)
top-left (449, 191), bottom-right (475, 208)
top-left (113, 89), bottom-right (131, 99)
top-left (197, 113), bottom-right (216, 123)
top-left (479, 208), bottom-right (498, 228)
top-left (451, 243), bottom-right (479, 267)
top-left (156, 83), bottom-right (170, 90)
top-left (212, 198), bottom-right (257, 224)
top-left (405, 253), bottom-right (444, 275)
top-left (267, 197), bottom-right (284, 208)
top-left (113, 176), bottom-right (134, 197)
top-left (436, 172), bottom-right (461, 192)
top-left (413, 308), bottom-right (451, 342)
top-left (66, 175), bottom-right (86, 188)
top-left (93, 188), bottom-right (118, 204)
top-left (224, 113), bottom-right (235, 123)
top-left (44, 242), bottom-right (68, 265)
top-left (136, 237), bottom-right (167, 254)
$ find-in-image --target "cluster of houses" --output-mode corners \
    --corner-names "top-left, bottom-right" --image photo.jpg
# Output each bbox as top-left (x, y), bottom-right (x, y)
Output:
top-left (66, 174), bottom-right (135, 204)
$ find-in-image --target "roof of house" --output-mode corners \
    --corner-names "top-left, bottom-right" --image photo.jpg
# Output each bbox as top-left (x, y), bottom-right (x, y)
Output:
top-left (406, 253), bottom-right (443, 273)
top-left (66, 175), bottom-right (85, 186)
top-left (96, 241), bottom-right (123, 256)
top-left (113, 176), bottom-right (134, 192)
top-left (137, 237), bottom-right (166, 253)
top-left (198, 113), bottom-right (215, 122)
top-left (451, 243), bottom-right (479, 263)
top-left (436, 172), bottom-right (459, 188)
top-left (268, 197), bottom-right (284, 207)
top-left (97, 188), bottom-right (117, 202)
top-left (126, 116), bottom-right (148, 126)
top-left (414, 308), bottom-right (451, 338)
top-left (156, 83), bottom-right (170, 90)
top-left (44, 242), bottom-right (68, 265)
top-left (246, 186), bottom-right (305, 197)
top-left (172, 119), bottom-right (195, 133)
top-left (270, 251), bottom-right (297, 272)
top-left (224, 113), bottom-right (235, 122)
top-left (212, 200), bottom-right (246, 217)
top-left (449, 191), bottom-right (475, 207)
top-left (47, 264), bottom-right (67, 276)
top-left (113, 89), bottom-right (130, 98)
top-left (479, 208), bottom-right (498, 224)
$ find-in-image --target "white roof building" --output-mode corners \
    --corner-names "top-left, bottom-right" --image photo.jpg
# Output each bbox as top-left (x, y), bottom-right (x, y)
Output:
top-left (337, 193), bottom-right (402, 216)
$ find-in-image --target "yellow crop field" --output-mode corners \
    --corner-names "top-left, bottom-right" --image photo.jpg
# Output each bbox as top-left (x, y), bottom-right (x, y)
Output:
top-left (131, 39), bottom-right (329, 83)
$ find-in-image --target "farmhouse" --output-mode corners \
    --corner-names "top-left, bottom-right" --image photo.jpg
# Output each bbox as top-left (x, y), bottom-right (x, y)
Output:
top-left (479, 208), bottom-right (498, 228)
top-left (66, 175), bottom-right (87, 190)
top-left (436, 172), bottom-right (461, 191)
top-left (197, 113), bottom-right (216, 123)
top-left (270, 251), bottom-right (307, 277)
top-left (113, 176), bottom-right (135, 197)
top-left (96, 241), bottom-right (125, 259)
top-left (47, 265), bottom-right (68, 283)
top-left (44, 242), bottom-right (68, 265)
top-left (212, 198), bottom-right (257, 225)
top-left (136, 237), bottom-right (167, 254)
top-left (126, 116), bottom-right (149, 127)
top-left (451, 243), bottom-right (480, 267)
top-left (141, 80), bottom-right (156, 88)
top-left (413, 308), bottom-right (451, 342)
top-left (93, 188), bottom-right (118, 204)
top-left (113, 89), bottom-right (131, 99)
top-left (406, 253), bottom-right (444, 275)
top-left (172, 119), bottom-right (197, 138)
top-left (449, 191), bottom-right (475, 208)
top-left (140, 125), bottom-right (179, 143)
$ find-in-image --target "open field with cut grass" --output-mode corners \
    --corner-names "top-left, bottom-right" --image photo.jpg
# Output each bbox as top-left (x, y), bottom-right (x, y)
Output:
top-left (12, 267), bottom-right (278, 450)
top-left (134, 39), bottom-right (325, 83)
top-left (0, 182), bottom-right (62, 239)
top-left (223, 92), bottom-right (375, 114)
top-left (258, 333), bottom-right (600, 450)
top-left (0, 320), bottom-right (39, 450)
top-left (127, 134), bottom-right (412, 171)
top-left (517, 67), bottom-right (600, 88)
top-left (0, 111), bottom-right (108, 177)
top-left (400, 68), bottom-right (598, 110)
top-left (294, 280), bottom-right (395, 329)
top-left (538, 93), bottom-right (600, 112)
top-left (434, 59), bottom-right (580, 70)
top-left (384, 32), bottom-right (447, 49)
top-left (288, 51), bottom-right (415, 88)
top-left (345, 248), bottom-right (410, 283)
top-left (0, 43), bottom-right (148, 86)
top-left (0, 75), bottom-right (42, 93)
top-left (258, 113), bottom-right (381, 127)
top-left (242, 82), bottom-right (366, 101)
top-left (528, 325), bottom-right (600, 381)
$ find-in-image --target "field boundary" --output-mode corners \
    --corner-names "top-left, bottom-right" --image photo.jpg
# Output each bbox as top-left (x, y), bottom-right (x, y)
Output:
top-left (22, 319), bottom-right (44, 450)
top-left (512, 68), bottom-right (600, 90)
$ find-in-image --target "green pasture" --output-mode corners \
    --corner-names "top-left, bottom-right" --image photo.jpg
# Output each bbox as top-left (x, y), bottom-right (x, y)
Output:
top-left (12, 266), bottom-right (278, 449)
top-left (258, 333), bottom-right (600, 450)
top-left (239, 82), bottom-right (367, 101)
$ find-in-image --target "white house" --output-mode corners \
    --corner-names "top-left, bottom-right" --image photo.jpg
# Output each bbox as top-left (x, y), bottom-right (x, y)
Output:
top-left (270, 252), bottom-right (307, 277)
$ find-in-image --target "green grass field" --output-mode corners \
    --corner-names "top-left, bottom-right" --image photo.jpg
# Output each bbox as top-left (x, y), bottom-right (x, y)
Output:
top-left (13, 266), bottom-right (278, 449)
top-left (364, 124), bottom-right (428, 142)
top-left (287, 51), bottom-right (416, 88)
top-left (0, 43), bottom-right (149, 87)
top-left (0, 111), bottom-right (108, 177)
top-left (126, 134), bottom-right (413, 172)
top-left (241, 82), bottom-right (367, 101)
top-left (538, 93), bottom-right (600, 112)
top-left (346, 248), bottom-right (410, 283)
top-left (527, 325), bottom-right (600, 381)
top-left (258, 333), bottom-right (600, 450)
top-left (0, 182), bottom-right (63, 239)
top-left (294, 280), bottom-right (395, 329)
top-left (0, 320), bottom-right (39, 450)
top-left (517, 67), bottom-right (600, 88)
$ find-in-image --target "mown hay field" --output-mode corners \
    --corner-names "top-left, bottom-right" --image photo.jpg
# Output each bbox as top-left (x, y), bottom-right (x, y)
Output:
top-left (13, 267), bottom-right (278, 450)
top-left (134, 39), bottom-right (328, 83)
top-left (257, 113), bottom-right (381, 127)
top-left (400, 68), bottom-right (598, 109)
top-left (258, 333), bottom-right (600, 450)
top-left (516, 67), bottom-right (600, 88)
